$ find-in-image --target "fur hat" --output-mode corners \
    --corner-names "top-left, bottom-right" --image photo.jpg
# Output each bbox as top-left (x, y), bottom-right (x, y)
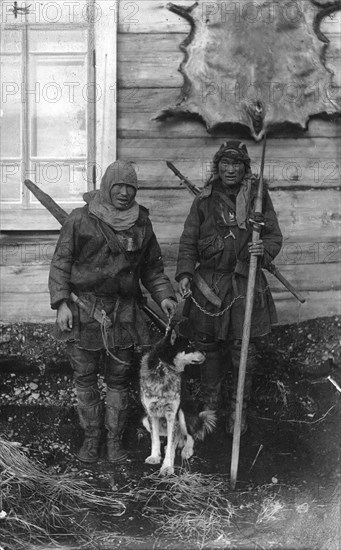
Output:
top-left (213, 140), bottom-right (251, 170)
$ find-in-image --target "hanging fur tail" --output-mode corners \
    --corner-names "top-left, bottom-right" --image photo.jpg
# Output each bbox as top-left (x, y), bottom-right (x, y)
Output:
top-left (188, 410), bottom-right (217, 441)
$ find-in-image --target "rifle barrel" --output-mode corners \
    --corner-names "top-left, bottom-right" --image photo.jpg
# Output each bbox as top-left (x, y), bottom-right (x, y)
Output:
top-left (166, 161), bottom-right (201, 195)
top-left (23, 179), bottom-right (168, 333)
top-left (165, 160), bottom-right (305, 304)
top-left (166, 160), bottom-right (181, 178)
top-left (25, 179), bottom-right (68, 225)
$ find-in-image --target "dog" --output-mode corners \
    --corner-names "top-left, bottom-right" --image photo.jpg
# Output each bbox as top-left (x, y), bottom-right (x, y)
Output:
top-left (140, 328), bottom-right (217, 476)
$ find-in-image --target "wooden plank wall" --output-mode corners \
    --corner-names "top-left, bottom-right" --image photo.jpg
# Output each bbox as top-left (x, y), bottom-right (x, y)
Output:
top-left (0, 0), bottom-right (340, 324)
top-left (116, 0), bottom-right (341, 324)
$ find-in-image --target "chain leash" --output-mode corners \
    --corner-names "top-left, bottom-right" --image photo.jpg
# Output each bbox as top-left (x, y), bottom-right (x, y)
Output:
top-left (185, 290), bottom-right (243, 317)
top-left (180, 283), bottom-right (271, 318)
top-left (99, 280), bottom-right (270, 344)
top-left (191, 292), bottom-right (243, 317)
top-left (165, 311), bottom-right (175, 334)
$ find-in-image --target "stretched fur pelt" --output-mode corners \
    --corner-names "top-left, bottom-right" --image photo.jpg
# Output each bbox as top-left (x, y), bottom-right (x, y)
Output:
top-left (156, 0), bottom-right (341, 140)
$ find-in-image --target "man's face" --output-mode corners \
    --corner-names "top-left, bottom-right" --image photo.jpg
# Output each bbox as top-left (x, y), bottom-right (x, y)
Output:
top-left (218, 157), bottom-right (246, 188)
top-left (110, 183), bottom-right (136, 210)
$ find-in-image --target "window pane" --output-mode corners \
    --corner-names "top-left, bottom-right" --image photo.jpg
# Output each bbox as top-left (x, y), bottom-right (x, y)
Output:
top-left (30, 161), bottom-right (88, 202)
top-left (0, 29), bottom-right (22, 53)
top-left (29, 29), bottom-right (87, 53)
top-left (0, 56), bottom-right (22, 157)
top-left (29, 55), bottom-right (88, 158)
top-left (0, 162), bottom-right (21, 201)
top-left (17, 1), bottom-right (90, 24)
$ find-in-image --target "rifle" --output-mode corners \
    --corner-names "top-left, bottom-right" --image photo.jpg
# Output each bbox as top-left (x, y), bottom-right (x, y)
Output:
top-left (24, 179), bottom-right (168, 333)
top-left (166, 161), bottom-right (202, 195)
top-left (166, 161), bottom-right (305, 303)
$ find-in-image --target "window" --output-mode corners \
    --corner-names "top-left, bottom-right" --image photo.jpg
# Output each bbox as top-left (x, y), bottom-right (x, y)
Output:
top-left (0, 0), bottom-right (117, 229)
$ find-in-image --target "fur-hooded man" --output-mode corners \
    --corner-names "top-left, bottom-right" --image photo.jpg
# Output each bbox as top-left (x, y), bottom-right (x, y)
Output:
top-left (176, 140), bottom-right (283, 435)
top-left (49, 160), bottom-right (176, 463)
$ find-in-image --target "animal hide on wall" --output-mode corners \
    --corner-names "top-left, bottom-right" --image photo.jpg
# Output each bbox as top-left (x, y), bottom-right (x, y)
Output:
top-left (157, 0), bottom-right (341, 140)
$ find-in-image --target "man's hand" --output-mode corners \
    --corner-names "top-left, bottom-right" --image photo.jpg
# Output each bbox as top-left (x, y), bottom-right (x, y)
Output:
top-left (160, 298), bottom-right (177, 318)
top-left (178, 276), bottom-right (191, 298)
top-left (57, 301), bottom-right (73, 332)
top-left (248, 239), bottom-right (264, 257)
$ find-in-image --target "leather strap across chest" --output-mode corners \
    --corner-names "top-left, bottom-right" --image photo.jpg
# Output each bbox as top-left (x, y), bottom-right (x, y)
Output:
top-left (97, 218), bottom-right (145, 266)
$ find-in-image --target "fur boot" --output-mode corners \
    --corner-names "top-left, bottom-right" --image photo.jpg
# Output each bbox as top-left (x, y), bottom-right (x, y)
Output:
top-left (105, 388), bottom-right (129, 463)
top-left (76, 387), bottom-right (102, 463)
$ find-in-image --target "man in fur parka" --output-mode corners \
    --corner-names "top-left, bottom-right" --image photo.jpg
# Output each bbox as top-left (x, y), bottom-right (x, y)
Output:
top-left (176, 140), bottom-right (283, 435)
top-left (49, 160), bottom-right (176, 463)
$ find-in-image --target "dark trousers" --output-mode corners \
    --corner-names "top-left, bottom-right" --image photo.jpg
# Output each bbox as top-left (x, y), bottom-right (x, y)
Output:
top-left (67, 343), bottom-right (133, 437)
top-left (67, 344), bottom-right (133, 391)
top-left (195, 336), bottom-right (257, 410)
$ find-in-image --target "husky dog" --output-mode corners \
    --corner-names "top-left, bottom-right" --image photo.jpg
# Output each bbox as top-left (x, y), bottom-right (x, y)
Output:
top-left (140, 329), bottom-right (216, 476)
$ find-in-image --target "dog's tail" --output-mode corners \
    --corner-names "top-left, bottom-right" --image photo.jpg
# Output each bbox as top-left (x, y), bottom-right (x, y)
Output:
top-left (192, 410), bottom-right (217, 441)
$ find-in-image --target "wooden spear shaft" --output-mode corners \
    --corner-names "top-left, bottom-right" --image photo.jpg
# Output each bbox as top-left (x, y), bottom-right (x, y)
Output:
top-left (230, 135), bottom-right (267, 490)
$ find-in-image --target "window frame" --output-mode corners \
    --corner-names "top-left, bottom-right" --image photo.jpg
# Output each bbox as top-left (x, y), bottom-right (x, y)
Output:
top-left (0, 0), bottom-right (117, 230)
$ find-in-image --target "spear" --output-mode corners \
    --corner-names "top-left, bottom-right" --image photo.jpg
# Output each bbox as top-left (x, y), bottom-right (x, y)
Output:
top-left (166, 161), bottom-right (305, 304)
top-left (230, 135), bottom-right (267, 489)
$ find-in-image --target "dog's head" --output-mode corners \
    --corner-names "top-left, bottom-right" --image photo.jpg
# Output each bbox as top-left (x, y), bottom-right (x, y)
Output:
top-left (151, 329), bottom-right (206, 373)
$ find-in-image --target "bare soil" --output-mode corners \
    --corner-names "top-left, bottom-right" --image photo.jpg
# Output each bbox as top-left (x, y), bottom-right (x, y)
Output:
top-left (0, 316), bottom-right (340, 550)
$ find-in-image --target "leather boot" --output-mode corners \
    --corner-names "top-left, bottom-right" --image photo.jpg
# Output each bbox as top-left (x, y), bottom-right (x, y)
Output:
top-left (200, 348), bottom-right (222, 412)
top-left (105, 388), bottom-right (129, 463)
top-left (226, 342), bottom-right (257, 436)
top-left (76, 387), bottom-right (102, 463)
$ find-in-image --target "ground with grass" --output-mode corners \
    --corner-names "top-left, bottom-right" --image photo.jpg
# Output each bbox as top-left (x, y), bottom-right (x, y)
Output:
top-left (0, 316), bottom-right (340, 550)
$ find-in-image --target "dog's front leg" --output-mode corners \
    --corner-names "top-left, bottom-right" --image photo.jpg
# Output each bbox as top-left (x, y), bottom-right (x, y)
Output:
top-left (160, 413), bottom-right (176, 476)
top-left (145, 416), bottom-right (161, 465)
top-left (178, 409), bottom-right (194, 460)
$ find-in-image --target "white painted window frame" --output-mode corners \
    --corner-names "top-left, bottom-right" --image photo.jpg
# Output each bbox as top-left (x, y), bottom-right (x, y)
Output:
top-left (0, 0), bottom-right (117, 230)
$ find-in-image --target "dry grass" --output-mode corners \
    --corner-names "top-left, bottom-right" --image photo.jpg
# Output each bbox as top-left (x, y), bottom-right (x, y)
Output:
top-left (274, 380), bottom-right (290, 407)
top-left (23, 536), bottom-right (145, 550)
top-left (20, 534), bottom-right (146, 550)
top-left (130, 470), bottom-right (237, 549)
top-left (0, 437), bottom-right (125, 550)
top-left (156, 509), bottom-right (233, 549)
top-left (256, 496), bottom-right (286, 524)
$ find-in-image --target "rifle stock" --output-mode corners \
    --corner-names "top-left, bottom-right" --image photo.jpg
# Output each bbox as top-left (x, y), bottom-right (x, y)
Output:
top-left (165, 162), bottom-right (305, 303)
top-left (266, 264), bottom-right (305, 303)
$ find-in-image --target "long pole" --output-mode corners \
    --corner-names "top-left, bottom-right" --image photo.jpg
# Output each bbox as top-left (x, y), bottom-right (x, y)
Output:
top-left (166, 161), bottom-right (305, 304)
top-left (230, 135), bottom-right (267, 490)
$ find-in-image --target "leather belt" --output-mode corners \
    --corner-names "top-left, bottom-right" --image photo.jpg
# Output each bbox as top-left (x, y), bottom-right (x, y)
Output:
top-left (193, 272), bottom-right (222, 308)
